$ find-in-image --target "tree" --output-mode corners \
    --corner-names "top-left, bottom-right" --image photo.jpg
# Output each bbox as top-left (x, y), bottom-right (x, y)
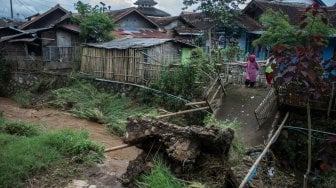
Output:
top-left (271, 4), bottom-right (336, 187)
top-left (73, 1), bottom-right (115, 42)
top-left (183, 0), bottom-right (246, 32)
top-left (253, 10), bottom-right (297, 47)
top-left (254, 8), bottom-right (335, 47)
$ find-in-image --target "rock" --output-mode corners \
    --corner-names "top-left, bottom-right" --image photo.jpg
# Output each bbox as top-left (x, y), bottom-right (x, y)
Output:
top-left (67, 180), bottom-right (89, 188)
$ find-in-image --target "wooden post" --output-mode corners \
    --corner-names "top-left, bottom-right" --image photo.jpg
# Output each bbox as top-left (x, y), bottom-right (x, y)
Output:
top-left (303, 101), bottom-right (312, 188)
top-left (328, 83), bottom-right (335, 118)
top-left (157, 107), bottom-right (210, 119)
top-left (105, 144), bottom-right (131, 153)
top-left (185, 101), bottom-right (207, 106)
top-left (239, 112), bottom-right (289, 188)
top-left (208, 28), bottom-right (212, 62)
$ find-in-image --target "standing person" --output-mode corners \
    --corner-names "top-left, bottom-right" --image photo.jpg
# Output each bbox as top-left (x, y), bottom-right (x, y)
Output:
top-left (244, 54), bottom-right (259, 88)
top-left (265, 55), bottom-right (275, 87)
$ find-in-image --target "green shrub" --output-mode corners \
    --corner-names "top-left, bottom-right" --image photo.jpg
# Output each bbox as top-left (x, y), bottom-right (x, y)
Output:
top-left (0, 121), bottom-right (40, 137)
top-left (72, 108), bottom-right (105, 123)
top-left (12, 91), bottom-right (33, 108)
top-left (42, 130), bottom-right (104, 163)
top-left (0, 121), bottom-right (104, 188)
top-left (204, 116), bottom-right (245, 163)
top-left (49, 80), bottom-right (155, 136)
top-left (137, 158), bottom-right (184, 188)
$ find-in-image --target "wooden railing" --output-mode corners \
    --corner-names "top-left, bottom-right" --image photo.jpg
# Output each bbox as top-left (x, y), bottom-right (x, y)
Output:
top-left (43, 46), bottom-right (80, 62)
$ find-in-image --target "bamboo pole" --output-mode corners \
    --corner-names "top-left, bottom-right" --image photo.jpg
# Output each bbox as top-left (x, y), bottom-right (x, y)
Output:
top-left (157, 107), bottom-right (210, 119)
top-left (328, 83), bottom-right (335, 118)
top-left (185, 101), bottom-right (207, 106)
top-left (239, 112), bottom-right (289, 188)
top-left (303, 102), bottom-right (312, 188)
top-left (105, 144), bottom-right (131, 153)
top-left (210, 85), bottom-right (222, 104)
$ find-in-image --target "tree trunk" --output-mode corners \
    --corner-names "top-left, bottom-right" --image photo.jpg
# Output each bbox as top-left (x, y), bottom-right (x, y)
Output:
top-left (303, 101), bottom-right (312, 188)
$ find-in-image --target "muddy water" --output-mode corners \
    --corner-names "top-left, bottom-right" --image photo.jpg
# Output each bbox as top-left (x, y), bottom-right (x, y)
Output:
top-left (0, 97), bottom-right (141, 177)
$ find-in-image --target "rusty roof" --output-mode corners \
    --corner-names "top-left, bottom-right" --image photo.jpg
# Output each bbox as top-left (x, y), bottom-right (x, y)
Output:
top-left (236, 14), bottom-right (263, 31)
top-left (114, 28), bottom-right (171, 39)
top-left (150, 16), bottom-right (179, 27)
top-left (180, 12), bottom-right (215, 30)
top-left (86, 37), bottom-right (195, 49)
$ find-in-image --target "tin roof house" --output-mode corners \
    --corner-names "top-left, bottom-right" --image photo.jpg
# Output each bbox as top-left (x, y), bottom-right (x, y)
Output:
top-left (0, 5), bottom-right (80, 71)
top-left (81, 37), bottom-right (195, 83)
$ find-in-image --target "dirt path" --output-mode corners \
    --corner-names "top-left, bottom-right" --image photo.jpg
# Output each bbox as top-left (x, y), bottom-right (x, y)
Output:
top-left (0, 97), bottom-right (141, 179)
top-left (214, 85), bottom-right (274, 146)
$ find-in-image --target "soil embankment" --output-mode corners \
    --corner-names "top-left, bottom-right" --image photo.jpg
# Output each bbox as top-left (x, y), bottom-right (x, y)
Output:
top-left (0, 97), bottom-right (141, 182)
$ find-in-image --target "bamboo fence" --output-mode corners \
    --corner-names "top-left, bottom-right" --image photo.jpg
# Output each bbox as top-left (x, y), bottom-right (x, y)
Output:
top-left (81, 47), bottom-right (179, 84)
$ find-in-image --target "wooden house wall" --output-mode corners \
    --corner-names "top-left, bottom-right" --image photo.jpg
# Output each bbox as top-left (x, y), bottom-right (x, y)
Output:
top-left (41, 29), bottom-right (80, 63)
top-left (4, 42), bottom-right (45, 71)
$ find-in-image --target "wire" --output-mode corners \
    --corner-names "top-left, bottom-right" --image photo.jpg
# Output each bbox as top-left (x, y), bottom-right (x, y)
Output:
top-left (284, 125), bottom-right (336, 137)
top-left (16, 0), bottom-right (37, 14)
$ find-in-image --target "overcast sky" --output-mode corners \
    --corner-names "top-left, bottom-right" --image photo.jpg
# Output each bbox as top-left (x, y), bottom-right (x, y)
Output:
top-left (0, 0), bottom-right (194, 19)
top-left (0, 0), bottom-right (334, 20)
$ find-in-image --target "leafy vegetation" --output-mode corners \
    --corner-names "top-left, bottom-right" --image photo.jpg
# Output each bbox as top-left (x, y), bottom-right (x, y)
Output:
top-left (137, 158), bottom-right (185, 188)
top-left (73, 1), bottom-right (115, 42)
top-left (49, 80), bottom-right (155, 135)
top-left (204, 116), bottom-right (245, 163)
top-left (183, 0), bottom-right (245, 33)
top-left (272, 3), bottom-right (334, 98)
top-left (254, 8), bottom-right (335, 47)
top-left (12, 91), bottom-right (33, 108)
top-left (253, 10), bottom-right (297, 47)
top-left (0, 116), bottom-right (104, 188)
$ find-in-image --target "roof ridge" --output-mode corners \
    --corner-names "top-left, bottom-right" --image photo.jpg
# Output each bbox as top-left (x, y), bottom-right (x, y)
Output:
top-left (19, 4), bottom-right (68, 30)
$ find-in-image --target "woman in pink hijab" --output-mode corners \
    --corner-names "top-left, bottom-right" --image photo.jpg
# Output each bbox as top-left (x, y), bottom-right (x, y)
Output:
top-left (244, 54), bottom-right (259, 88)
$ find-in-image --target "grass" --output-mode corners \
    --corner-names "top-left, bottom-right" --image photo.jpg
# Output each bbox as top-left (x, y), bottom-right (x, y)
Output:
top-left (12, 91), bottom-right (33, 108)
top-left (0, 116), bottom-right (104, 188)
top-left (204, 115), bottom-right (245, 163)
top-left (48, 80), bottom-right (155, 135)
top-left (137, 158), bottom-right (185, 188)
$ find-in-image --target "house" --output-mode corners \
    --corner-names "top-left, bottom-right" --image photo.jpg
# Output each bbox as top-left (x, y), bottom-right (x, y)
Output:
top-left (0, 5), bottom-right (80, 71)
top-left (81, 37), bottom-right (195, 83)
top-left (109, 7), bottom-right (170, 38)
top-left (237, 0), bottom-right (336, 60)
top-left (150, 12), bottom-right (215, 49)
top-left (0, 18), bottom-right (23, 28)
top-left (108, 0), bottom-right (174, 39)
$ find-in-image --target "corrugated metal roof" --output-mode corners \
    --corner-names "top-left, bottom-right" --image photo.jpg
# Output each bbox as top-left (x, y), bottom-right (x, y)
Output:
top-left (86, 38), bottom-right (173, 49)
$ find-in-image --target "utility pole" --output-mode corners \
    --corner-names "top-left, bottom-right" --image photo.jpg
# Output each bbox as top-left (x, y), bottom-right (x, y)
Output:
top-left (10, 0), bottom-right (14, 19)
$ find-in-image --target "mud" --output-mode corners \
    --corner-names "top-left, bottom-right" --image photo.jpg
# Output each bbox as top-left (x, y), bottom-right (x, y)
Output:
top-left (0, 97), bottom-right (141, 178)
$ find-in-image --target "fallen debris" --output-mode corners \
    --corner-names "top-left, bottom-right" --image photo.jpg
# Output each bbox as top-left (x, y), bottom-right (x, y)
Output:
top-left (124, 117), bottom-right (234, 162)
top-left (122, 117), bottom-right (235, 187)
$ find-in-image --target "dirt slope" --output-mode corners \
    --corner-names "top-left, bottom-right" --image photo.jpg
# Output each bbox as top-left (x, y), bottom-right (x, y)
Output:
top-left (0, 97), bottom-right (141, 178)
